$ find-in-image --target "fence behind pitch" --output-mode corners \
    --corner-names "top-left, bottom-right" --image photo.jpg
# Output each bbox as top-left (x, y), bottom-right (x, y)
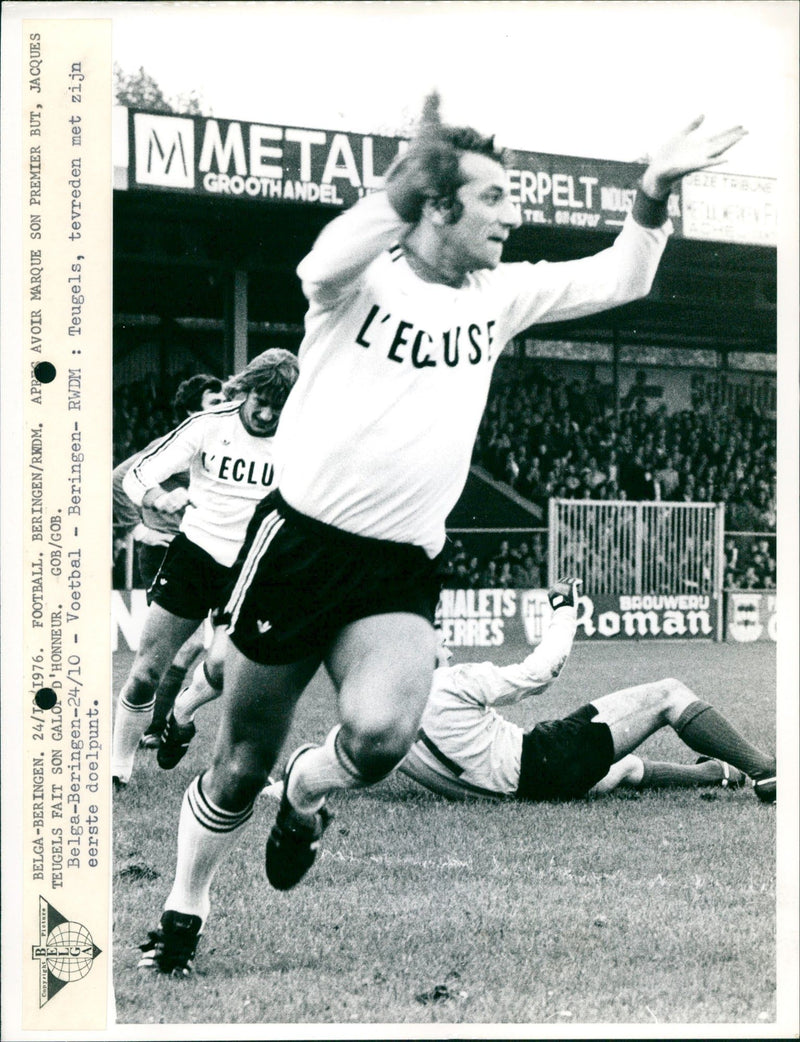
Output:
top-left (548, 498), bottom-right (725, 636)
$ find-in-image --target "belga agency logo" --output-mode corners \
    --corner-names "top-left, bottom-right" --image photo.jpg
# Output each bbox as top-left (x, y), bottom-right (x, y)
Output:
top-left (32, 896), bottom-right (102, 1007)
top-left (134, 112), bottom-right (195, 189)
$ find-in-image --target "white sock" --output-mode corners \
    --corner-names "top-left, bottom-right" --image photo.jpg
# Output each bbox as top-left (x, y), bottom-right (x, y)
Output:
top-left (286, 726), bottom-right (364, 814)
top-left (164, 773), bottom-right (255, 927)
top-left (111, 693), bottom-right (154, 782)
top-left (173, 660), bottom-right (221, 726)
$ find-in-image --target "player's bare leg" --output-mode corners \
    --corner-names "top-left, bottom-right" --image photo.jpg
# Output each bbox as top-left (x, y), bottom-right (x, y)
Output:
top-left (174, 626), bottom-right (227, 727)
top-left (112, 603), bottom-right (199, 785)
top-left (590, 678), bottom-right (775, 799)
top-left (288, 613), bottom-right (437, 809)
top-left (266, 613), bottom-right (437, 889)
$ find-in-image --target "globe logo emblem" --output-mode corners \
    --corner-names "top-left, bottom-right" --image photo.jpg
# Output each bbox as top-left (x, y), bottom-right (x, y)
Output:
top-left (43, 921), bottom-right (97, 982)
top-left (33, 897), bottom-right (102, 1007)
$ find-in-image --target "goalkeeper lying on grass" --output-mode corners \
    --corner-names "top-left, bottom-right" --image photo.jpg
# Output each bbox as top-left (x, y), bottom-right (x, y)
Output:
top-left (391, 578), bottom-right (776, 803)
top-left (173, 573), bottom-right (778, 807)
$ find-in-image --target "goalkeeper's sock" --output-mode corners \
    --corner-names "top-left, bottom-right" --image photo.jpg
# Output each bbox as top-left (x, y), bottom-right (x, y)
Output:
top-left (674, 701), bottom-right (775, 781)
top-left (639, 758), bottom-right (727, 788)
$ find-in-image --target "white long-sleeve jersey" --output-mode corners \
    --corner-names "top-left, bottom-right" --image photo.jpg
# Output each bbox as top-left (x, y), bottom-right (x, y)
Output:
top-left (400, 605), bottom-right (578, 797)
top-left (276, 191), bottom-right (671, 557)
top-left (122, 402), bottom-right (279, 567)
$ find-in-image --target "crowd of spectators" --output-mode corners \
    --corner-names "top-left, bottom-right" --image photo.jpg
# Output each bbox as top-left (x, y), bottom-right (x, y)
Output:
top-left (445, 536), bottom-right (547, 590)
top-left (452, 367), bottom-right (776, 589)
top-left (113, 370), bottom-right (216, 465)
top-left (114, 366), bottom-right (777, 591)
top-left (473, 370), bottom-right (776, 532)
top-left (724, 536), bottom-right (776, 591)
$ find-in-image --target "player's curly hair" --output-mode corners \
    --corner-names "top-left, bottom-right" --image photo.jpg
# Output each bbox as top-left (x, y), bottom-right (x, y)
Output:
top-left (433, 126), bottom-right (506, 216)
top-left (172, 373), bottom-right (223, 421)
top-left (402, 125), bottom-right (507, 224)
top-left (223, 348), bottom-right (299, 410)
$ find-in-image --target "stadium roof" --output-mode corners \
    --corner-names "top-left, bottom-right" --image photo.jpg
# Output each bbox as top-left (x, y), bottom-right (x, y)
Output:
top-left (113, 107), bottom-right (776, 357)
top-left (114, 188), bottom-right (776, 355)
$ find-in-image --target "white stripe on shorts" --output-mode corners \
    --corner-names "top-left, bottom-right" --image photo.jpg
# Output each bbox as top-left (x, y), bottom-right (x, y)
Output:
top-left (226, 508), bottom-right (285, 630)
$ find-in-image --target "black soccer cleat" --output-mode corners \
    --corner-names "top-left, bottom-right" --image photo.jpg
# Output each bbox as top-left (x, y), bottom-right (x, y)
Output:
top-left (752, 775), bottom-right (776, 804)
top-left (139, 732), bottom-right (161, 750)
top-left (265, 745), bottom-right (332, 891)
top-left (156, 711), bottom-right (196, 770)
top-left (137, 910), bottom-right (202, 977)
top-left (112, 776), bottom-right (128, 793)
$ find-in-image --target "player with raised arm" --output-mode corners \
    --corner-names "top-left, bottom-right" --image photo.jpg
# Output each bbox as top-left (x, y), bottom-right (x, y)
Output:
top-left (138, 112), bottom-right (747, 977)
top-left (111, 349), bottom-right (298, 789)
top-left (397, 578), bottom-right (776, 803)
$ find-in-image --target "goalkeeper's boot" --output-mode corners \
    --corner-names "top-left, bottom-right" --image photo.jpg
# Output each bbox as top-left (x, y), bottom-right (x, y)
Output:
top-left (265, 744), bottom-right (332, 891)
top-left (695, 756), bottom-right (747, 789)
top-left (752, 774), bottom-right (776, 803)
top-left (157, 710), bottom-right (196, 770)
top-left (137, 910), bottom-right (202, 977)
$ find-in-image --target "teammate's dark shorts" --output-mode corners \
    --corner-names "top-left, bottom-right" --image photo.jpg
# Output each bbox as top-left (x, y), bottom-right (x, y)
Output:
top-left (516, 703), bottom-right (615, 801)
top-left (148, 532), bottom-right (235, 621)
top-left (226, 490), bottom-right (443, 664)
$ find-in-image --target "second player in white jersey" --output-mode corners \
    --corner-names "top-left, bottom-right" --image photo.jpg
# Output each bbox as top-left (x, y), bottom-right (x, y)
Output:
top-left (111, 349), bottom-right (299, 789)
top-left (124, 399), bottom-right (281, 568)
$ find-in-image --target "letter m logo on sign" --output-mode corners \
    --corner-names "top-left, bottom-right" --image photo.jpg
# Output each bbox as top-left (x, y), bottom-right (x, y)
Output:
top-left (133, 113), bottom-right (195, 189)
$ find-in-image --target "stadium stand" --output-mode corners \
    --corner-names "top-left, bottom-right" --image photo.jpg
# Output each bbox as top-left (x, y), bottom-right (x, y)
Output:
top-left (114, 365), bottom-right (776, 592)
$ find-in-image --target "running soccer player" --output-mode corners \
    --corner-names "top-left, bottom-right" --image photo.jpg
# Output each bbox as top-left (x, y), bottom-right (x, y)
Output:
top-left (113, 374), bottom-right (225, 588)
top-left (397, 578), bottom-right (776, 804)
top-left (113, 374), bottom-right (225, 747)
top-left (139, 113), bottom-right (747, 976)
top-left (111, 349), bottom-right (299, 789)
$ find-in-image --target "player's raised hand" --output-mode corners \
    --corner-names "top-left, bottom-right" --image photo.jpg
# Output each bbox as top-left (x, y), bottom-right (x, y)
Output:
top-left (641, 116), bottom-right (747, 199)
top-left (548, 577), bottom-right (583, 610)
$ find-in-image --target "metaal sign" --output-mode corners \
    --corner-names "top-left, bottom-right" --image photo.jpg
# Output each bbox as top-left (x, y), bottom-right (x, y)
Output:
top-left (130, 110), bottom-right (403, 207)
top-left (128, 110), bottom-right (674, 235)
top-left (125, 109), bottom-right (775, 245)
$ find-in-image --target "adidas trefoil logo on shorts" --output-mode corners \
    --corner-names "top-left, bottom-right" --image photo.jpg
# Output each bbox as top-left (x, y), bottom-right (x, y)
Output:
top-left (256, 619), bottom-right (272, 634)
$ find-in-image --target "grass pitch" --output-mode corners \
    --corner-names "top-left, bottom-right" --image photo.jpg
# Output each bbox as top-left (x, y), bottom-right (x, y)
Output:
top-left (112, 640), bottom-right (777, 1027)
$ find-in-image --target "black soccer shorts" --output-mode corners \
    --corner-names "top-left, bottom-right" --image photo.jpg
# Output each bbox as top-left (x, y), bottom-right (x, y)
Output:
top-left (226, 490), bottom-right (443, 665)
top-left (148, 532), bottom-right (236, 621)
top-left (516, 703), bottom-right (615, 801)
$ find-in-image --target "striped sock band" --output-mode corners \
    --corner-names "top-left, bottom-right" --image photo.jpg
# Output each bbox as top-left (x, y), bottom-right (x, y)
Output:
top-left (120, 695), bottom-right (155, 714)
top-left (186, 772), bottom-right (255, 834)
top-left (165, 773), bottom-right (256, 924)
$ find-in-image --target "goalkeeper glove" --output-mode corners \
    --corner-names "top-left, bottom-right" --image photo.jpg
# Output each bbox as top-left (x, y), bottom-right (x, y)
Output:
top-left (548, 577), bottom-right (582, 610)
